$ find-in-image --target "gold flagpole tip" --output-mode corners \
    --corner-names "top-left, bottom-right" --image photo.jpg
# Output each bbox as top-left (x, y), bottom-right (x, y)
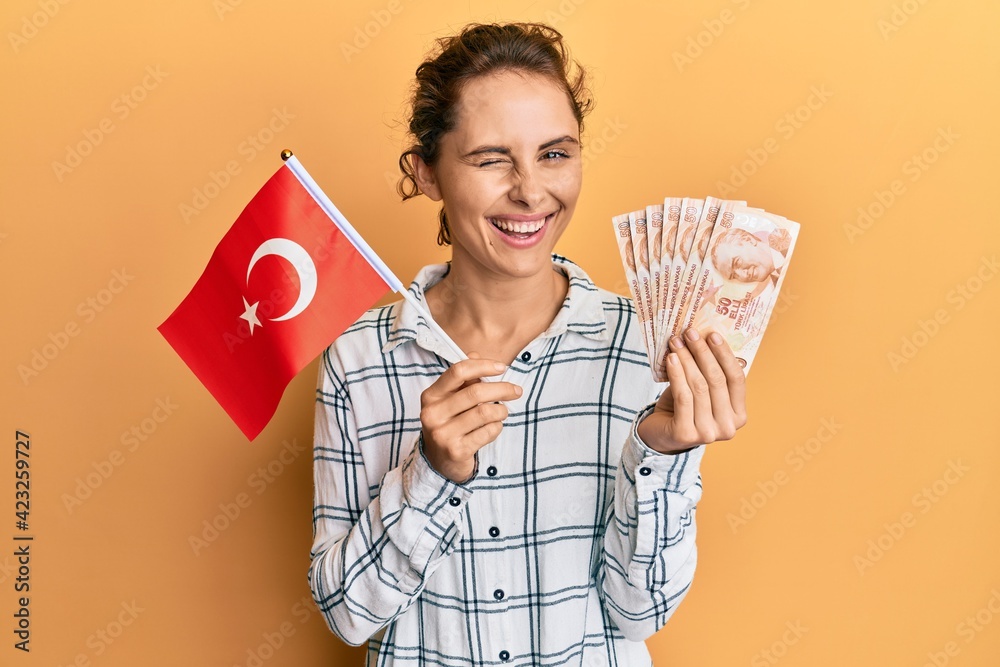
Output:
top-left (280, 149), bottom-right (293, 161)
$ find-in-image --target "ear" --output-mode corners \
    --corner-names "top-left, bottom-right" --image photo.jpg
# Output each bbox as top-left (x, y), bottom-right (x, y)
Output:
top-left (411, 153), bottom-right (443, 202)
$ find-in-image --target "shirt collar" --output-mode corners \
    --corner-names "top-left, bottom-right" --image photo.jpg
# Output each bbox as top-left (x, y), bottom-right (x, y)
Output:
top-left (382, 253), bottom-right (610, 357)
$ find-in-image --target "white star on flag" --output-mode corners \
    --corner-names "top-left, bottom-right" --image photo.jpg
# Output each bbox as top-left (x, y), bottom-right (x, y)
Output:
top-left (239, 297), bottom-right (262, 334)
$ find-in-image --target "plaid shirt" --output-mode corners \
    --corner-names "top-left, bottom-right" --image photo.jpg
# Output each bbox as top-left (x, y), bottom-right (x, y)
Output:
top-left (309, 254), bottom-right (705, 667)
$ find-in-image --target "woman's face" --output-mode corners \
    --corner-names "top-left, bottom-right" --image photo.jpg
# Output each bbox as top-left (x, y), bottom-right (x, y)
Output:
top-left (417, 70), bottom-right (583, 280)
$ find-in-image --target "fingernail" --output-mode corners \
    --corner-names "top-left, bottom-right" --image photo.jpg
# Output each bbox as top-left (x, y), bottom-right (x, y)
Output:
top-left (514, 385), bottom-right (523, 396)
top-left (494, 362), bottom-right (507, 372)
top-left (709, 331), bottom-right (723, 345)
top-left (668, 352), bottom-right (679, 366)
top-left (671, 335), bottom-right (685, 349)
top-left (684, 328), bottom-right (700, 342)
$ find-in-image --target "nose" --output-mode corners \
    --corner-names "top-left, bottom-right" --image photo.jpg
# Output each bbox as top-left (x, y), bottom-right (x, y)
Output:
top-left (507, 164), bottom-right (545, 209)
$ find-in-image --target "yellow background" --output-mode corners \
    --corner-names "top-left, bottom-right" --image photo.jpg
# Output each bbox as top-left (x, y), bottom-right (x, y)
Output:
top-left (3, 0), bottom-right (998, 665)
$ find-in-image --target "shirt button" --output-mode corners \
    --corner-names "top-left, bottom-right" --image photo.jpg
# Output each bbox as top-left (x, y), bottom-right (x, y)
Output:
top-left (639, 467), bottom-right (652, 476)
top-left (487, 466), bottom-right (497, 477)
top-left (493, 588), bottom-right (505, 600)
top-left (520, 351), bottom-right (531, 362)
top-left (499, 650), bottom-right (510, 661)
top-left (449, 497), bottom-right (461, 506)
top-left (489, 526), bottom-right (500, 537)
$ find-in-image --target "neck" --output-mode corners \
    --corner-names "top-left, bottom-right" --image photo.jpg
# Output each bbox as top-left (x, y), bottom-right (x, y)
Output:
top-left (426, 250), bottom-right (567, 344)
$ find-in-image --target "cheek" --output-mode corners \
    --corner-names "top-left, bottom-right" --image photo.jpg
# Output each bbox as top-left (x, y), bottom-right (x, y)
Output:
top-left (548, 166), bottom-right (583, 205)
top-left (754, 246), bottom-right (772, 266)
top-left (441, 171), bottom-right (501, 217)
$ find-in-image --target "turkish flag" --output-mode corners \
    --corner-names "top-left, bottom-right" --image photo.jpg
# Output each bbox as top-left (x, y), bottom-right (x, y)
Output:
top-left (158, 163), bottom-right (391, 440)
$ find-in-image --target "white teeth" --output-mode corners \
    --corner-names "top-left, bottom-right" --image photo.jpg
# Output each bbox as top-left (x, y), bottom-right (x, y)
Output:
top-left (490, 217), bottom-right (547, 234)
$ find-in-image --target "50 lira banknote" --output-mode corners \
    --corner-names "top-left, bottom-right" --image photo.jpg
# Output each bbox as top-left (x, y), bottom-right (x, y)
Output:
top-left (613, 197), bottom-right (800, 381)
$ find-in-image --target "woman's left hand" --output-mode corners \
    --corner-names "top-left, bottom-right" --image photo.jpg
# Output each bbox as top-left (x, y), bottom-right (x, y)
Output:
top-left (637, 327), bottom-right (748, 454)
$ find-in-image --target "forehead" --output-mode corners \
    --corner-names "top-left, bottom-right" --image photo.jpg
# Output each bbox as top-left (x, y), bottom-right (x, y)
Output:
top-left (720, 231), bottom-right (756, 248)
top-left (713, 238), bottom-right (743, 259)
top-left (449, 70), bottom-right (578, 145)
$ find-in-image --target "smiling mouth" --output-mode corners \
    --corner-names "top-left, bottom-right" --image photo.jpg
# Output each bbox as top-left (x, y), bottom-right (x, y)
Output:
top-left (488, 213), bottom-right (554, 239)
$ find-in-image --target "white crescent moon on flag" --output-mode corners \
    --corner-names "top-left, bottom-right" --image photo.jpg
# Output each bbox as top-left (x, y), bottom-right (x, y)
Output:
top-left (246, 238), bottom-right (317, 322)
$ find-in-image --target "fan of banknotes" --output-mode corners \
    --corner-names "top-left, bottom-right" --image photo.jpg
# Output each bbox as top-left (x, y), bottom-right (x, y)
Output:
top-left (612, 196), bottom-right (800, 382)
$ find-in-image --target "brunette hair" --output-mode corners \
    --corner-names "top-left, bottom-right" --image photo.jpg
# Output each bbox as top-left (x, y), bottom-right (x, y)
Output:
top-left (397, 22), bottom-right (593, 246)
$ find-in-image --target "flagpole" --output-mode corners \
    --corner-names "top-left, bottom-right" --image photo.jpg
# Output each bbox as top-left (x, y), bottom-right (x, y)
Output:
top-left (280, 149), bottom-right (474, 367)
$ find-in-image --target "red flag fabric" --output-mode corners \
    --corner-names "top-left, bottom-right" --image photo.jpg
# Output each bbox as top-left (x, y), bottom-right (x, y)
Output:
top-left (158, 164), bottom-right (391, 440)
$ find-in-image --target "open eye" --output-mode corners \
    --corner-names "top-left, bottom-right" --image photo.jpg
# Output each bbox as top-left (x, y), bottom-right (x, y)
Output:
top-left (541, 150), bottom-right (570, 160)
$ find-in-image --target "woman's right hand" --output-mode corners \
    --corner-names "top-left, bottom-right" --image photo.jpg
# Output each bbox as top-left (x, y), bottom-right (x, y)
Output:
top-left (420, 356), bottom-right (522, 484)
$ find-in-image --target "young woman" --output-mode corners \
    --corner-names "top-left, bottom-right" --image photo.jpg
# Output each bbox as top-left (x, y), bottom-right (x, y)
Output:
top-left (308, 22), bottom-right (748, 666)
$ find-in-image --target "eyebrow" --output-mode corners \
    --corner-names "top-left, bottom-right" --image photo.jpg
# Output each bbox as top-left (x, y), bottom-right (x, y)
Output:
top-left (462, 135), bottom-right (579, 158)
